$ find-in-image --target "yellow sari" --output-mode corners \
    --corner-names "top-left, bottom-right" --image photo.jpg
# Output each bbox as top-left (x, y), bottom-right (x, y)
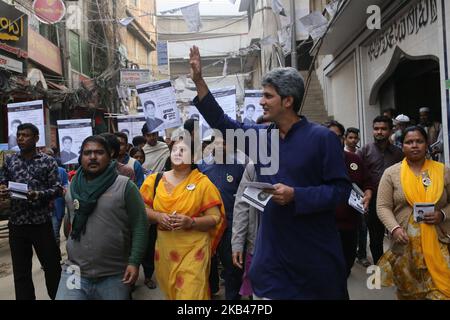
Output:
top-left (379, 159), bottom-right (450, 299)
top-left (140, 169), bottom-right (226, 300)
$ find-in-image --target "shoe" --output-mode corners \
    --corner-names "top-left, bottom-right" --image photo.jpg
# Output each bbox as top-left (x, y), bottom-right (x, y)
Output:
top-left (357, 258), bottom-right (371, 268)
top-left (144, 278), bottom-right (157, 289)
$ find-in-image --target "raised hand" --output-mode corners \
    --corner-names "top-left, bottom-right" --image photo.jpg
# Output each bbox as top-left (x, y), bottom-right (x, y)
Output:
top-left (189, 46), bottom-right (203, 84)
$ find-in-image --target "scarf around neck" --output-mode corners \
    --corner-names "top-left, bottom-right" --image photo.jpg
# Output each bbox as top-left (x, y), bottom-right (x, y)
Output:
top-left (70, 161), bottom-right (118, 241)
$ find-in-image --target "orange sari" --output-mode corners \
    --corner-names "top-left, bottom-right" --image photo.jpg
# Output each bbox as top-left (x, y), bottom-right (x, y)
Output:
top-left (140, 169), bottom-right (226, 300)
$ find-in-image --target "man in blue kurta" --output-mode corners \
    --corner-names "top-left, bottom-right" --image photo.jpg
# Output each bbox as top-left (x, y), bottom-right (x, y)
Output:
top-left (189, 46), bottom-right (351, 300)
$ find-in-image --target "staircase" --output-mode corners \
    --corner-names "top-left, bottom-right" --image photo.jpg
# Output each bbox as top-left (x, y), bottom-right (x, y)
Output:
top-left (300, 71), bottom-right (331, 124)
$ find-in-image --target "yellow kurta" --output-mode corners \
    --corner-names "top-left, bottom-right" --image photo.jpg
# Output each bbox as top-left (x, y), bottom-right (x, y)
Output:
top-left (140, 169), bottom-right (225, 300)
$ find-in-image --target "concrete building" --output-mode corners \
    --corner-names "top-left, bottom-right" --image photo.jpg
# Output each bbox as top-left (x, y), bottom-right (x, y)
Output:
top-left (316, 0), bottom-right (450, 164)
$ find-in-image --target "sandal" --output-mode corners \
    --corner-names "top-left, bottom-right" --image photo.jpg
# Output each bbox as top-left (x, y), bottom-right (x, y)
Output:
top-left (144, 278), bottom-right (157, 289)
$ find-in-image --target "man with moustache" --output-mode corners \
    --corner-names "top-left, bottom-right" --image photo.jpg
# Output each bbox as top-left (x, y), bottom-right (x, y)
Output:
top-left (357, 116), bottom-right (403, 265)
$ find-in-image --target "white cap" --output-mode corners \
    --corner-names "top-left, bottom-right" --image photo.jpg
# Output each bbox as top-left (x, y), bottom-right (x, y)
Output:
top-left (419, 107), bottom-right (430, 113)
top-left (394, 114), bottom-right (410, 124)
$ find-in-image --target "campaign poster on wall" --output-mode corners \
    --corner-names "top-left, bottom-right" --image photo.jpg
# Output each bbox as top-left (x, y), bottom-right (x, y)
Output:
top-left (57, 119), bottom-right (93, 165)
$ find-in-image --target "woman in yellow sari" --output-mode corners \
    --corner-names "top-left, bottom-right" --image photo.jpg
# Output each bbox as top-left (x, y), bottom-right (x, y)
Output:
top-left (140, 134), bottom-right (225, 300)
top-left (377, 126), bottom-right (450, 300)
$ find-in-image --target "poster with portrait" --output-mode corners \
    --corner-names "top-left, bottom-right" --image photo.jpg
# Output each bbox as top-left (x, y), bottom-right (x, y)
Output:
top-left (57, 119), bottom-right (93, 165)
top-left (7, 100), bottom-right (46, 150)
top-left (117, 114), bottom-right (146, 140)
top-left (188, 105), bottom-right (212, 141)
top-left (211, 86), bottom-right (237, 121)
top-left (136, 80), bottom-right (182, 133)
top-left (243, 90), bottom-right (264, 125)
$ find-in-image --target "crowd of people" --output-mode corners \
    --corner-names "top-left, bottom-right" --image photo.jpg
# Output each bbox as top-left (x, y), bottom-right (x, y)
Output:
top-left (0, 46), bottom-right (449, 300)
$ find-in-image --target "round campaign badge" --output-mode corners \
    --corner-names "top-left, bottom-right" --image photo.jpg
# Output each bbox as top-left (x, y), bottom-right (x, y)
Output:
top-left (73, 199), bottom-right (80, 210)
top-left (227, 174), bottom-right (234, 183)
top-left (186, 184), bottom-right (196, 191)
top-left (422, 177), bottom-right (431, 188)
top-left (350, 163), bottom-right (359, 171)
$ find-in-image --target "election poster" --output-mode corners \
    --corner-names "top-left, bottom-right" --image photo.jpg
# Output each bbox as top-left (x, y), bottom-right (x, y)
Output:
top-left (7, 100), bottom-right (46, 150)
top-left (188, 105), bottom-right (212, 141)
top-left (136, 80), bottom-right (182, 133)
top-left (211, 86), bottom-right (237, 121)
top-left (117, 114), bottom-right (146, 140)
top-left (243, 90), bottom-right (264, 125)
top-left (57, 119), bottom-right (93, 165)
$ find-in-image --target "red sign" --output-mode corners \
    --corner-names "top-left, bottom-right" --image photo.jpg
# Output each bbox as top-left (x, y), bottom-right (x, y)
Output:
top-left (33, 0), bottom-right (66, 24)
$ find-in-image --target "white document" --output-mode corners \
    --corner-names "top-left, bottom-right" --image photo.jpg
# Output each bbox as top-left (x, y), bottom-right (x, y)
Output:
top-left (413, 203), bottom-right (434, 223)
top-left (240, 182), bottom-right (275, 190)
top-left (211, 87), bottom-right (237, 121)
top-left (57, 119), bottom-right (93, 165)
top-left (7, 100), bottom-right (46, 149)
top-left (242, 187), bottom-right (273, 212)
top-left (8, 181), bottom-right (28, 200)
top-left (348, 183), bottom-right (365, 214)
top-left (243, 90), bottom-right (264, 125)
top-left (137, 80), bottom-right (182, 133)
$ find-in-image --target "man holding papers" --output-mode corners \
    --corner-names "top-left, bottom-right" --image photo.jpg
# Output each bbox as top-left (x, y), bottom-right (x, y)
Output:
top-left (0, 123), bottom-right (62, 300)
top-left (190, 46), bottom-right (351, 300)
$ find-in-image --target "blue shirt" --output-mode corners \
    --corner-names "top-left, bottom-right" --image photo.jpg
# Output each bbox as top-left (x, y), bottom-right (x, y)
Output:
top-left (120, 155), bottom-right (145, 188)
top-left (194, 92), bottom-right (351, 299)
top-left (198, 154), bottom-right (245, 224)
top-left (54, 167), bottom-right (68, 220)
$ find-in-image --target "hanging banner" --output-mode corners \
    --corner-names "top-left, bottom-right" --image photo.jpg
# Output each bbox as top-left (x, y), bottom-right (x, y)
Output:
top-left (57, 119), bottom-right (92, 165)
top-left (181, 2), bottom-right (202, 32)
top-left (243, 90), bottom-right (264, 125)
top-left (7, 100), bottom-right (45, 150)
top-left (120, 69), bottom-right (151, 87)
top-left (136, 80), bottom-right (182, 133)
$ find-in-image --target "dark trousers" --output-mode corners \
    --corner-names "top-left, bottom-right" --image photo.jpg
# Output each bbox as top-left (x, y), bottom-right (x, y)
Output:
top-left (142, 224), bottom-right (157, 279)
top-left (356, 214), bottom-right (368, 260)
top-left (209, 254), bottom-right (220, 294)
top-left (215, 229), bottom-right (243, 300)
top-left (367, 199), bottom-right (386, 265)
top-left (338, 229), bottom-right (358, 278)
top-left (8, 221), bottom-right (61, 300)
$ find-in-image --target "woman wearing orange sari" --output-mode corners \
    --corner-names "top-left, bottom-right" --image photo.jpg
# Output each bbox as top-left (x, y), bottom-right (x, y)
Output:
top-left (377, 126), bottom-right (450, 300)
top-left (140, 134), bottom-right (225, 300)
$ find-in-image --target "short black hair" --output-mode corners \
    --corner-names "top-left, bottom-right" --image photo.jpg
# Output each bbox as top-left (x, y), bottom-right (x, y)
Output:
top-left (130, 147), bottom-right (145, 163)
top-left (324, 120), bottom-right (345, 136)
top-left (132, 135), bottom-right (146, 147)
top-left (400, 126), bottom-right (428, 144)
top-left (141, 123), bottom-right (159, 136)
top-left (184, 118), bottom-right (198, 134)
top-left (114, 132), bottom-right (128, 144)
top-left (17, 123), bottom-right (39, 136)
top-left (344, 127), bottom-right (360, 138)
top-left (99, 133), bottom-right (120, 158)
top-left (143, 100), bottom-right (155, 109)
top-left (80, 135), bottom-right (112, 159)
top-left (246, 104), bottom-right (256, 111)
top-left (373, 115), bottom-right (393, 129)
top-left (62, 136), bottom-right (73, 143)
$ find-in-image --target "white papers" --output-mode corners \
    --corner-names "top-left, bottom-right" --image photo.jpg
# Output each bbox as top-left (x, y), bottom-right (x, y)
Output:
top-left (119, 17), bottom-right (134, 26)
top-left (181, 2), bottom-right (202, 32)
top-left (242, 187), bottom-right (273, 211)
top-left (211, 86), bottom-right (237, 121)
top-left (413, 203), bottom-right (434, 223)
top-left (117, 114), bottom-right (146, 140)
top-left (243, 90), bottom-right (264, 125)
top-left (7, 100), bottom-right (46, 149)
top-left (137, 80), bottom-right (182, 133)
top-left (348, 183), bottom-right (365, 214)
top-left (298, 11), bottom-right (328, 40)
top-left (57, 119), bottom-right (93, 165)
top-left (8, 182), bottom-right (28, 200)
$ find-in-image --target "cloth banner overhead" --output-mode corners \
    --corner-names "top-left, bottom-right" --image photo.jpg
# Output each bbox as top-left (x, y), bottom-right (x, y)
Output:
top-left (57, 119), bottom-right (93, 165)
top-left (136, 80), bottom-right (182, 134)
top-left (7, 100), bottom-right (46, 150)
top-left (181, 2), bottom-right (202, 32)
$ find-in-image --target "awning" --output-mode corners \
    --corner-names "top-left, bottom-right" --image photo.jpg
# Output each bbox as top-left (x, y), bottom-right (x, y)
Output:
top-left (319, 0), bottom-right (388, 55)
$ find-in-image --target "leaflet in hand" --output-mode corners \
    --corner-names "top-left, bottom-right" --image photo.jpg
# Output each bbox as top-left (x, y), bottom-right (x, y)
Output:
top-left (242, 187), bottom-right (273, 211)
top-left (413, 203), bottom-right (434, 223)
top-left (348, 183), bottom-right (365, 214)
top-left (8, 181), bottom-right (28, 200)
